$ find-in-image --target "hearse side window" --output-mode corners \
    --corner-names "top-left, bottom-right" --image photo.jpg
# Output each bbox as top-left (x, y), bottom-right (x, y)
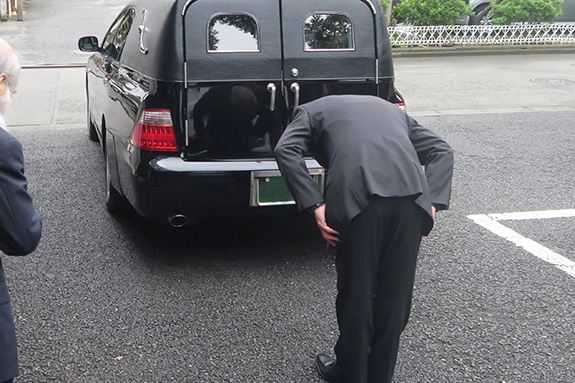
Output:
top-left (304, 13), bottom-right (354, 51)
top-left (208, 14), bottom-right (259, 52)
top-left (101, 7), bottom-right (136, 60)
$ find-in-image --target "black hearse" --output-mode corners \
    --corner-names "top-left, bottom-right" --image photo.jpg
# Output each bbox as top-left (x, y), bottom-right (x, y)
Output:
top-left (79, 0), bottom-right (404, 226)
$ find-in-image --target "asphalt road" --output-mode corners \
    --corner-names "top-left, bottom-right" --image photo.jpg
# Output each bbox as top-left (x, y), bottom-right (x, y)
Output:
top-left (0, 0), bottom-right (126, 65)
top-left (1, 1), bottom-right (574, 382)
top-left (4, 109), bottom-right (574, 383)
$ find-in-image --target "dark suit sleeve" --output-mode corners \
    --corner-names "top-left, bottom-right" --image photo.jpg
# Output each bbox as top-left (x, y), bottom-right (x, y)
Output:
top-left (0, 135), bottom-right (42, 255)
top-left (407, 115), bottom-right (454, 210)
top-left (274, 107), bottom-right (324, 211)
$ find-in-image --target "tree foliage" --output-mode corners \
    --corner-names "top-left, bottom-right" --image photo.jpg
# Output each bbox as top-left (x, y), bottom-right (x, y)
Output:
top-left (209, 15), bottom-right (258, 51)
top-left (490, 0), bottom-right (564, 24)
top-left (393, 0), bottom-right (470, 26)
top-left (305, 15), bottom-right (353, 49)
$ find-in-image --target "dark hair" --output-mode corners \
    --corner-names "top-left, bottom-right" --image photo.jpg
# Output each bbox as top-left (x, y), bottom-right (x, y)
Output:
top-left (230, 86), bottom-right (257, 121)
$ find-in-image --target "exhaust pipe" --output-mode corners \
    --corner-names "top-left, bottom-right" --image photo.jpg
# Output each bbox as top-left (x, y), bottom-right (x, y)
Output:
top-left (169, 214), bottom-right (188, 228)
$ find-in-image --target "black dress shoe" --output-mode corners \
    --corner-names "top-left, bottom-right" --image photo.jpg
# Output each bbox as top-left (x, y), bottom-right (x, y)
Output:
top-left (316, 354), bottom-right (342, 383)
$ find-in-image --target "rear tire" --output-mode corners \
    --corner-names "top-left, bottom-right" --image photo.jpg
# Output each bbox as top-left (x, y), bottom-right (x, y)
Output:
top-left (87, 101), bottom-right (98, 142)
top-left (472, 3), bottom-right (492, 25)
top-left (104, 142), bottom-right (128, 214)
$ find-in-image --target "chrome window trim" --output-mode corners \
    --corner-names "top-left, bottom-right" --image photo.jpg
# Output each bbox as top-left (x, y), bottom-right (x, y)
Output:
top-left (304, 48), bottom-right (356, 53)
top-left (206, 12), bottom-right (261, 54)
top-left (303, 11), bottom-right (355, 52)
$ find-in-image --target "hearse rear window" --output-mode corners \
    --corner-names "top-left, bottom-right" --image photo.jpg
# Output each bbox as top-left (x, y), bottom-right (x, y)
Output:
top-left (208, 14), bottom-right (259, 52)
top-left (304, 13), bottom-right (354, 51)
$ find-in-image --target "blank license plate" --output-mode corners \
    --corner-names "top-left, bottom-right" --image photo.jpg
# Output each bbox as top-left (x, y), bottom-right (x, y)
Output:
top-left (250, 171), bottom-right (295, 206)
top-left (249, 169), bottom-right (324, 207)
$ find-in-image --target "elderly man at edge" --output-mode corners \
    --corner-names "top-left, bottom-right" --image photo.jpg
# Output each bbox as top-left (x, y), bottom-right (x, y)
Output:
top-left (0, 38), bottom-right (42, 383)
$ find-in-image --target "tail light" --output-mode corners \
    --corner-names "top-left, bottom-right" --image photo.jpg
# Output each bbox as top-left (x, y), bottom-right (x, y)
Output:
top-left (394, 103), bottom-right (407, 112)
top-left (131, 109), bottom-right (178, 151)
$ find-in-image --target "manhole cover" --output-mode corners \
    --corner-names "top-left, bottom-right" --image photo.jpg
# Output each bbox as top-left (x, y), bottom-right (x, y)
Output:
top-left (530, 77), bottom-right (575, 86)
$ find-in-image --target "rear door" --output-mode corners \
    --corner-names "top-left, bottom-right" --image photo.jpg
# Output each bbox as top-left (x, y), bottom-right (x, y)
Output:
top-left (281, 0), bottom-right (379, 109)
top-left (182, 0), bottom-right (378, 158)
top-left (183, 0), bottom-right (283, 158)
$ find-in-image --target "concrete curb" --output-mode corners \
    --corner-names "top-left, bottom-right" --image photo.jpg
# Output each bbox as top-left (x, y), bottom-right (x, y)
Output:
top-left (21, 63), bottom-right (87, 69)
top-left (19, 44), bottom-right (575, 68)
top-left (392, 44), bottom-right (575, 57)
top-left (18, 45), bottom-right (575, 67)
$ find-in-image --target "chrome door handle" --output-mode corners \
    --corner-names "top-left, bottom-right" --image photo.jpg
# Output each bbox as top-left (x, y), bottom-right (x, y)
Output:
top-left (267, 83), bottom-right (276, 112)
top-left (290, 82), bottom-right (300, 109)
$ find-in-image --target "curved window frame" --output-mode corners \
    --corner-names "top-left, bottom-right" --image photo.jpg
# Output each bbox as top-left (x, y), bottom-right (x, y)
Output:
top-left (303, 12), bottom-right (355, 52)
top-left (207, 12), bottom-right (261, 54)
top-left (101, 7), bottom-right (136, 61)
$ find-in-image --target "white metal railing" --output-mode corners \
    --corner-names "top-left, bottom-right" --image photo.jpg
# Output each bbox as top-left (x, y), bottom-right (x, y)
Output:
top-left (388, 24), bottom-right (575, 47)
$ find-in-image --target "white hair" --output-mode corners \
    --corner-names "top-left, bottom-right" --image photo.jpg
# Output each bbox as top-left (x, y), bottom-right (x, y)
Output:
top-left (0, 38), bottom-right (21, 90)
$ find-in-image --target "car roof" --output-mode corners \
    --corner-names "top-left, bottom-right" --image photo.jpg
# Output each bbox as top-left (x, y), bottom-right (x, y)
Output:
top-left (117, 0), bottom-right (394, 82)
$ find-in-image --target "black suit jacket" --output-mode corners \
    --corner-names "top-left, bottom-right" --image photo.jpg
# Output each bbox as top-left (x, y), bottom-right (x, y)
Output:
top-left (274, 95), bottom-right (453, 236)
top-left (0, 124), bottom-right (42, 382)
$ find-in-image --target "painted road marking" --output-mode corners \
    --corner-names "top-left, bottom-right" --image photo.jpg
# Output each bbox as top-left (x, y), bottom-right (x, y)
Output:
top-left (468, 209), bottom-right (575, 279)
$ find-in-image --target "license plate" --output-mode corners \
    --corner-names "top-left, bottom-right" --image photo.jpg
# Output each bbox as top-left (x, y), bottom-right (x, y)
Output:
top-left (250, 169), bottom-right (324, 207)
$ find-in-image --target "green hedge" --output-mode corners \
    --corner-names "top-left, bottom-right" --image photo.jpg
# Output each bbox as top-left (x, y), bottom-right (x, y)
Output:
top-left (491, 0), bottom-right (564, 25)
top-left (392, 0), bottom-right (470, 26)
top-left (389, 0), bottom-right (565, 26)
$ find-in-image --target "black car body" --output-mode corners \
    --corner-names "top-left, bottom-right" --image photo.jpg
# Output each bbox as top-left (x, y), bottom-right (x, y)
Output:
top-left (79, 0), bottom-right (404, 226)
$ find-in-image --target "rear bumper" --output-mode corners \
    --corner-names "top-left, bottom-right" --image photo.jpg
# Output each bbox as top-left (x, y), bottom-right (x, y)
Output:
top-left (123, 157), bottom-right (322, 223)
top-left (152, 158), bottom-right (319, 173)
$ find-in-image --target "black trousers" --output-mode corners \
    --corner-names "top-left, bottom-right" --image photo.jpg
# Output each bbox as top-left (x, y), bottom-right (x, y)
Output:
top-left (334, 196), bottom-right (424, 383)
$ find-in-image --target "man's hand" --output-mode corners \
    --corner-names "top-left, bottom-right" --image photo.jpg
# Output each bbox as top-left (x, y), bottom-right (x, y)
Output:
top-left (313, 204), bottom-right (340, 247)
top-left (422, 206), bottom-right (438, 240)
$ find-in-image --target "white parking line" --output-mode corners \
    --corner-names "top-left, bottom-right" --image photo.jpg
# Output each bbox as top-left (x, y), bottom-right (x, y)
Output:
top-left (468, 210), bottom-right (575, 279)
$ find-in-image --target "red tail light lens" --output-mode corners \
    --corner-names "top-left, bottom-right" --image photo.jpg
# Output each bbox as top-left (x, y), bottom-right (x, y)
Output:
top-left (394, 103), bottom-right (407, 112)
top-left (131, 109), bottom-right (178, 151)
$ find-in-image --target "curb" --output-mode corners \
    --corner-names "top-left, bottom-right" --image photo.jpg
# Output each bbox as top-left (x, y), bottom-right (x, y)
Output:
top-left (392, 44), bottom-right (575, 57)
top-left (17, 47), bottom-right (575, 66)
top-left (21, 63), bottom-right (86, 69)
